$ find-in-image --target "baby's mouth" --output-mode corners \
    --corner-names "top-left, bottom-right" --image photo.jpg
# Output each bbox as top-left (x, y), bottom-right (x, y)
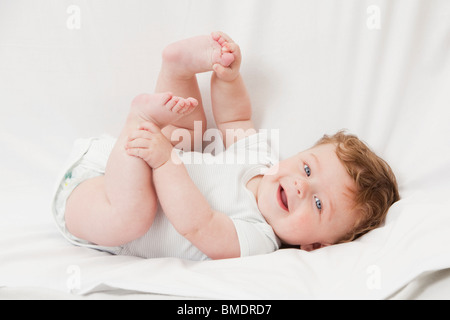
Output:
top-left (278, 185), bottom-right (289, 212)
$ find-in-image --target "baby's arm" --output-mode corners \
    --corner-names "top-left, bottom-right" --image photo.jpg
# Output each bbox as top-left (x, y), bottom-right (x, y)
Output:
top-left (126, 122), bottom-right (241, 260)
top-left (153, 154), bottom-right (240, 259)
top-left (210, 32), bottom-right (255, 149)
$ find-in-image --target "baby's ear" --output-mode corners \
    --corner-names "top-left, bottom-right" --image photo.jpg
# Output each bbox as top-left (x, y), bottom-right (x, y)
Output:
top-left (301, 243), bottom-right (329, 252)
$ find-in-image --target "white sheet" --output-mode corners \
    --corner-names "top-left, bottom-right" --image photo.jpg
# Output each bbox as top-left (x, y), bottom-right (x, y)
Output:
top-left (1, 0), bottom-right (450, 299)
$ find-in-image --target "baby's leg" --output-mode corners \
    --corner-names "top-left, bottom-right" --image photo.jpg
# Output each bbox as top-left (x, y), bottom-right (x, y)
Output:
top-left (65, 93), bottom-right (197, 247)
top-left (156, 35), bottom-right (234, 151)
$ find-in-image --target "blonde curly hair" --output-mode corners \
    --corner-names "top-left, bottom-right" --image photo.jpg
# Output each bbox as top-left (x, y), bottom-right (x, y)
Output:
top-left (314, 130), bottom-right (400, 243)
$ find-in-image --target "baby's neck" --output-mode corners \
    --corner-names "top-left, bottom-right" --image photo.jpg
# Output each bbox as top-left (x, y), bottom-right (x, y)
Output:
top-left (246, 175), bottom-right (263, 202)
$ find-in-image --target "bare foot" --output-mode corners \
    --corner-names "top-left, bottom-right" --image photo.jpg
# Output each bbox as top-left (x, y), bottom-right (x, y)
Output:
top-left (211, 31), bottom-right (242, 82)
top-left (131, 92), bottom-right (198, 128)
top-left (161, 34), bottom-right (235, 78)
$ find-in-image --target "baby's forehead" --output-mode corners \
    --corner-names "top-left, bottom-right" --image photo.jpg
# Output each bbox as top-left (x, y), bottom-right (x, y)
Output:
top-left (302, 144), bottom-right (357, 191)
top-left (297, 143), bottom-right (338, 158)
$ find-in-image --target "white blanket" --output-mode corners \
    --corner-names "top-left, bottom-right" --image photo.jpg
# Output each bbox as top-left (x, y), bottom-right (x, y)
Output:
top-left (1, 0), bottom-right (450, 299)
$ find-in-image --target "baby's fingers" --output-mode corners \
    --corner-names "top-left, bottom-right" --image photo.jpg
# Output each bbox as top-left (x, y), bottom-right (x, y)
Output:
top-left (213, 63), bottom-right (238, 82)
top-left (139, 121), bottom-right (161, 134)
top-left (127, 131), bottom-right (152, 145)
top-left (125, 146), bottom-right (145, 159)
top-left (125, 137), bottom-right (151, 150)
top-left (213, 63), bottom-right (228, 75)
top-left (127, 123), bottom-right (159, 142)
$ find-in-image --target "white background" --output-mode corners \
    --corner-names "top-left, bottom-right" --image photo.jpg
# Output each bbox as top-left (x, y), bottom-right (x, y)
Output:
top-left (1, 0), bottom-right (450, 299)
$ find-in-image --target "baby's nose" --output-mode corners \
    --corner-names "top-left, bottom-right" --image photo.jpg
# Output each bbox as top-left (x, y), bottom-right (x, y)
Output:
top-left (294, 178), bottom-right (309, 198)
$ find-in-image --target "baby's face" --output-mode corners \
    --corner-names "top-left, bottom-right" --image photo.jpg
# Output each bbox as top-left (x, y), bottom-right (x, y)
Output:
top-left (256, 143), bottom-right (359, 250)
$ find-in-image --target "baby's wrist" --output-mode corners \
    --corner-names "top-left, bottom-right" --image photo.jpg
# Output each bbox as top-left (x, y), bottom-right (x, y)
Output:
top-left (153, 148), bottom-right (180, 171)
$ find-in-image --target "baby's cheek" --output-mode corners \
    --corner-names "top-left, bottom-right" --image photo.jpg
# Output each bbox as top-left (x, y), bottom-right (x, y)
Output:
top-left (264, 163), bottom-right (280, 176)
top-left (282, 214), bottom-right (313, 244)
top-left (293, 209), bottom-right (316, 231)
top-left (295, 213), bottom-right (310, 227)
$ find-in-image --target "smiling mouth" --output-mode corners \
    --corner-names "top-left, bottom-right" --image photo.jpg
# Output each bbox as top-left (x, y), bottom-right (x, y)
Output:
top-left (278, 185), bottom-right (289, 212)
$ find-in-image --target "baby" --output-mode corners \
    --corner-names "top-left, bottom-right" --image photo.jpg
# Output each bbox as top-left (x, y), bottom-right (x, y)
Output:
top-left (53, 32), bottom-right (400, 260)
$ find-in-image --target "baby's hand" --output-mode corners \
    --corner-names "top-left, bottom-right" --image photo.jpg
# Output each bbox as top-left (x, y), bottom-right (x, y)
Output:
top-left (211, 31), bottom-right (241, 82)
top-left (125, 121), bottom-right (173, 169)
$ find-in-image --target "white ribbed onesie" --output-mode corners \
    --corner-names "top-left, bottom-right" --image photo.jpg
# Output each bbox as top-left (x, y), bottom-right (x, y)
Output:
top-left (52, 133), bottom-right (281, 260)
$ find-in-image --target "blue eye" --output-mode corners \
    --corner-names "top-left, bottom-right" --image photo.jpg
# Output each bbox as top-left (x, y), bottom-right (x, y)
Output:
top-left (304, 164), bottom-right (311, 177)
top-left (315, 196), bottom-right (322, 210)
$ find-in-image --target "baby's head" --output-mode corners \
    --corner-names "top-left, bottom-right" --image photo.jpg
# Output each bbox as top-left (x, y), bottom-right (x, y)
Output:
top-left (257, 130), bottom-right (400, 251)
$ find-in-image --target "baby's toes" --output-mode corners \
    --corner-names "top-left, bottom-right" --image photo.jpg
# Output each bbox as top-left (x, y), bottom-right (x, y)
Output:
top-left (220, 52), bottom-right (235, 67)
top-left (211, 32), bottom-right (227, 46)
top-left (181, 98), bottom-right (198, 114)
top-left (221, 42), bottom-right (239, 67)
top-left (187, 97), bottom-right (198, 108)
top-left (159, 92), bottom-right (173, 105)
top-left (172, 99), bottom-right (186, 113)
top-left (212, 31), bottom-right (234, 45)
top-left (165, 96), bottom-right (179, 111)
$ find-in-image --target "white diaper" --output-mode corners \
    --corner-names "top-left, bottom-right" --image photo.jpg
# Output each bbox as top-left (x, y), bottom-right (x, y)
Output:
top-left (52, 135), bottom-right (122, 254)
